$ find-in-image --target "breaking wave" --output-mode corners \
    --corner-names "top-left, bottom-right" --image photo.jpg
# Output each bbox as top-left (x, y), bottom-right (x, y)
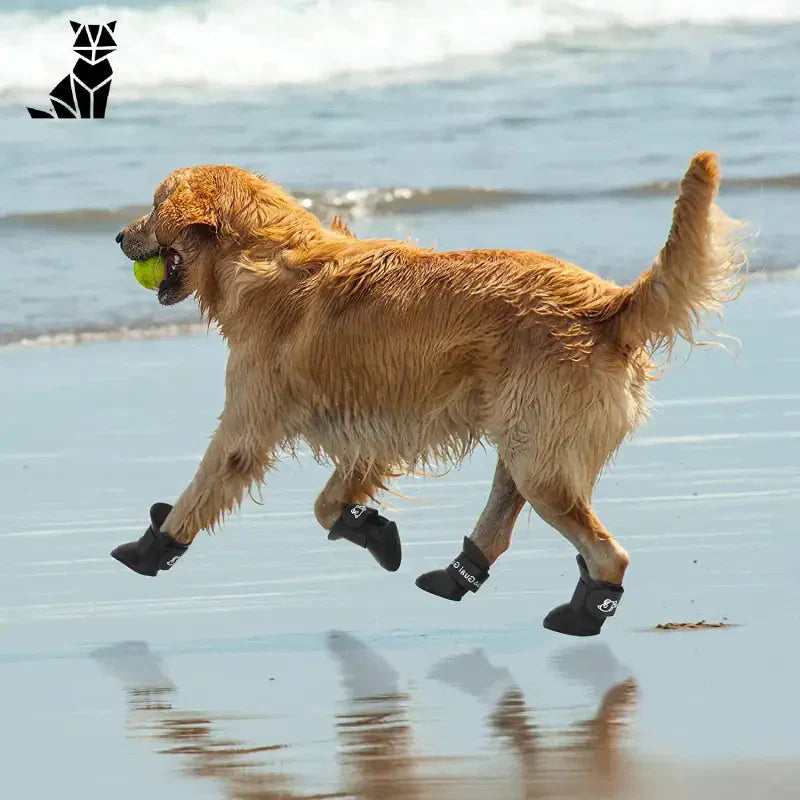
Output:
top-left (2, 0), bottom-right (799, 101)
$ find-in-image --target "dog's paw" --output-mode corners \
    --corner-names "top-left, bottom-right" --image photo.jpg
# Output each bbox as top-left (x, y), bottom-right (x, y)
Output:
top-left (415, 537), bottom-right (489, 601)
top-left (542, 555), bottom-right (623, 637)
top-left (110, 503), bottom-right (187, 576)
top-left (327, 503), bottom-right (401, 572)
top-left (415, 569), bottom-right (468, 601)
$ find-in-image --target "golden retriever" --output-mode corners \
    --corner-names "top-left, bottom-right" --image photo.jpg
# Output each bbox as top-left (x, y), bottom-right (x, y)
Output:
top-left (115, 153), bottom-right (745, 633)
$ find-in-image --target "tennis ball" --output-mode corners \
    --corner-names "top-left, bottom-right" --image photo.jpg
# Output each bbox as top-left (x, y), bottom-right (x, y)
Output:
top-left (133, 256), bottom-right (166, 290)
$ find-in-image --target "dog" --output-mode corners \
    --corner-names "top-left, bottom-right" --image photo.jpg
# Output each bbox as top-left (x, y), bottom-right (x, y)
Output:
top-left (27, 20), bottom-right (116, 119)
top-left (113, 153), bottom-right (746, 635)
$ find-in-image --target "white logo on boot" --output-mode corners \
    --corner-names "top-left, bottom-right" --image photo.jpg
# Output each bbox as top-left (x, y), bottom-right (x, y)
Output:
top-left (597, 598), bottom-right (618, 613)
top-left (350, 504), bottom-right (367, 519)
top-left (450, 560), bottom-right (481, 588)
top-left (165, 555), bottom-right (181, 567)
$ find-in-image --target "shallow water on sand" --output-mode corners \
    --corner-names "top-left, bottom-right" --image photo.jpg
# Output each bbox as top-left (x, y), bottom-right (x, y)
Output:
top-left (2, 279), bottom-right (800, 798)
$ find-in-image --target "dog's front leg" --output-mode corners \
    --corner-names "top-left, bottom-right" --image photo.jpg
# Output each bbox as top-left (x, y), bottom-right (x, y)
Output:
top-left (111, 356), bottom-right (282, 575)
top-left (160, 404), bottom-right (279, 545)
top-left (317, 466), bottom-right (402, 572)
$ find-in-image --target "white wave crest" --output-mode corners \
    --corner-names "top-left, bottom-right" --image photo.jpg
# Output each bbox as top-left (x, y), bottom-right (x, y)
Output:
top-left (2, 0), bottom-right (799, 100)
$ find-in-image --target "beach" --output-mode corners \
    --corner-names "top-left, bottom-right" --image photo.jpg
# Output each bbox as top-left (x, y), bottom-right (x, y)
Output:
top-left (2, 277), bottom-right (800, 798)
top-left (2, 0), bottom-right (800, 797)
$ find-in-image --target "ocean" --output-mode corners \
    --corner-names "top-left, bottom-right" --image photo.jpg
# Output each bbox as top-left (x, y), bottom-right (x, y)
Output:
top-left (1, 0), bottom-right (799, 344)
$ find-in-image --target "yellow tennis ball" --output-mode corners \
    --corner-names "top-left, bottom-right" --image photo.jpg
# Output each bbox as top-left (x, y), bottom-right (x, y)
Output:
top-left (133, 256), bottom-right (166, 290)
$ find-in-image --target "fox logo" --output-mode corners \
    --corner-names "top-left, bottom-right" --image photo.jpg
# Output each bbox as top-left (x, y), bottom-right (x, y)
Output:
top-left (27, 20), bottom-right (117, 119)
top-left (597, 598), bottom-right (618, 614)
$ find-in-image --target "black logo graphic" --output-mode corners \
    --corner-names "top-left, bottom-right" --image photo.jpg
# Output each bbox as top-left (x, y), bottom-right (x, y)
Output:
top-left (27, 20), bottom-right (117, 119)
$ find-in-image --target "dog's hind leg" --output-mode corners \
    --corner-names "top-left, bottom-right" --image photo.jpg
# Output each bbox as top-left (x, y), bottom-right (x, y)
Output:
top-left (516, 477), bottom-right (629, 637)
top-left (467, 459), bottom-right (527, 564)
top-left (416, 458), bottom-right (525, 601)
top-left (317, 466), bottom-right (402, 572)
top-left (525, 490), bottom-right (629, 585)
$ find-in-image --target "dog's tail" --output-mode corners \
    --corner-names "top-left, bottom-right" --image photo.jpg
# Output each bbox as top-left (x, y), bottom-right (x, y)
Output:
top-left (27, 107), bottom-right (54, 119)
top-left (608, 152), bottom-right (747, 354)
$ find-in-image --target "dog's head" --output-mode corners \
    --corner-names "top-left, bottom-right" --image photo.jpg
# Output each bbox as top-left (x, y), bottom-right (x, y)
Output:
top-left (70, 20), bottom-right (117, 65)
top-left (117, 165), bottom-right (347, 314)
top-left (117, 167), bottom-right (220, 307)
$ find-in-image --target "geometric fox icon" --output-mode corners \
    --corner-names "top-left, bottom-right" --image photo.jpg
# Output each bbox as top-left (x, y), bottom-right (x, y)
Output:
top-left (27, 21), bottom-right (117, 119)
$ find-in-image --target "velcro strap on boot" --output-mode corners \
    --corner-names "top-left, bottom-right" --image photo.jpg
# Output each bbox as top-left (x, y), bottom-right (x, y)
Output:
top-left (585, 585), bottom-right (624, 620)
top-left (332, 503), bottom-right (380, 548)
top-left (575, 554), bottom-right (624, 620)
top-left (141, 527), bottom-right (186, 571)
top-left (341, 503), bottom-right (379, 529)
top-left (445, 538), bottom-right (490, 593)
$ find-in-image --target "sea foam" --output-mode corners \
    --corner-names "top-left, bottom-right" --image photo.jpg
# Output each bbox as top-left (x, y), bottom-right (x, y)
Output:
top-left (2, 0), bottom-right (799, 101)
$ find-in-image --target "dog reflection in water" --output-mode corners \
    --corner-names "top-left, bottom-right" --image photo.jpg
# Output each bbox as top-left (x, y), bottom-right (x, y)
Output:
top-left (91, 638), bottom-right (637, 799)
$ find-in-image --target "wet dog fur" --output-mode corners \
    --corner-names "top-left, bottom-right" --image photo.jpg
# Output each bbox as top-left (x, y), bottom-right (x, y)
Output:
top-left (117, 153), bottom-right (746, 585)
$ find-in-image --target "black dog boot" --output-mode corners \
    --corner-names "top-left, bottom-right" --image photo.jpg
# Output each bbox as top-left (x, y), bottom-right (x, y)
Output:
top-left (415, 536), bottom-right (490, 601)
top-left (543, 555), bottom-right (623, 636)
top-left (110, 503), bottom-right (188, 577)
top-left (328, 503), bottom-right (402, 572)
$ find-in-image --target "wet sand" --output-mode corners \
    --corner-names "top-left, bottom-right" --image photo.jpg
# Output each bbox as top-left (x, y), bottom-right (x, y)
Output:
top-left (2, 276), bottom-right (800, 799)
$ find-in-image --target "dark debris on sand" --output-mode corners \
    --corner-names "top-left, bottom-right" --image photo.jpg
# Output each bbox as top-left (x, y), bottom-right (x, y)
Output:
top-left (653, 620), bottom-right (736, 631)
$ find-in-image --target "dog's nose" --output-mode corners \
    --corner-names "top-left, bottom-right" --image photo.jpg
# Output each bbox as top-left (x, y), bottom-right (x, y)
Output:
top-left (115, 230), bottom-right (124, 245)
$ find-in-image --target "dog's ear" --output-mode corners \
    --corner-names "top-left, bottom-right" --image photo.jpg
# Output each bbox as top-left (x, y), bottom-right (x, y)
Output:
top-left (155, 180), bottom-right (218, 244)
top-left (70, 20), bottom-right (81, 33)
top-left (107, 20), bottom-right (117, 32)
